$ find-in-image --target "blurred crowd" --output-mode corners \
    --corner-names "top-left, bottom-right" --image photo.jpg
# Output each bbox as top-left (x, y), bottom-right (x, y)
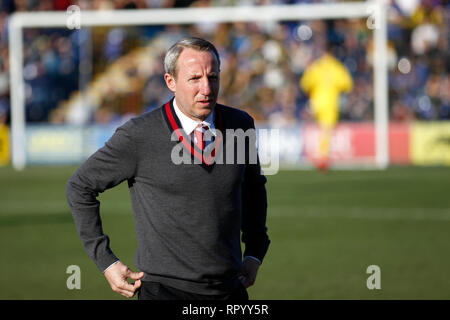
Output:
top-left (0, 0), bottom-right (448, 126)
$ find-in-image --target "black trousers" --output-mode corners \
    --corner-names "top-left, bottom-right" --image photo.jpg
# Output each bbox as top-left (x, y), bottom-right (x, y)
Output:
top-left (138, 281), bottom-right (249, 301)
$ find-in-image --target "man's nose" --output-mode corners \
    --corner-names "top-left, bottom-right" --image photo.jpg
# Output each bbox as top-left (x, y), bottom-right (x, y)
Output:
top-left (199, 77), bottom-right (212, 96)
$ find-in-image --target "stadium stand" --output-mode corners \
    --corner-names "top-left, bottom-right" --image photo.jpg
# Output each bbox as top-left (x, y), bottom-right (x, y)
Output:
top-left (0, 0), bottom-right (448, 127)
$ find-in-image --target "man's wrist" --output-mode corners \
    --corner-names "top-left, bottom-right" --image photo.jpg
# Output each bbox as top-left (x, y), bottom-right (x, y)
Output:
top-left (102, 260), bottom-right (120, 274)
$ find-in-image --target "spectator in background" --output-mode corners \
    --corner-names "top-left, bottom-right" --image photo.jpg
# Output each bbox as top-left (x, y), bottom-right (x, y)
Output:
top-left (300, 43), bottom-right (353, 171)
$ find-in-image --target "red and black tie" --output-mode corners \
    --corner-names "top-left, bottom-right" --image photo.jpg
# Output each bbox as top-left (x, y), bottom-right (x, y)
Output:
top-left (194, 123), bottom-right (209, 151)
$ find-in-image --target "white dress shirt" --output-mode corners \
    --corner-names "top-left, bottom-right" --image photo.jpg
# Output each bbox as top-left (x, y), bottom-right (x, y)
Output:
top-left (173, 98), bottom-right (216, 150)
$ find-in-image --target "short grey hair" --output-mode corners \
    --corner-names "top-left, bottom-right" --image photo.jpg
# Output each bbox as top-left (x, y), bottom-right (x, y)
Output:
top-left (164, 37), bottom-right (221, 78)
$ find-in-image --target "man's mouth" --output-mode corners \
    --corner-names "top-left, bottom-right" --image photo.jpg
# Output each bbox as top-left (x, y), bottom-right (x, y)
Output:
top-left (198, 100), bottom-right (212, 106)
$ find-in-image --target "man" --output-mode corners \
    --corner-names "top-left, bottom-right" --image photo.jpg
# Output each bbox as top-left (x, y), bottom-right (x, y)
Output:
top-left (300, 46), bottom-right (353, 171)
top-left (66, 37), bottom-right (270, 300)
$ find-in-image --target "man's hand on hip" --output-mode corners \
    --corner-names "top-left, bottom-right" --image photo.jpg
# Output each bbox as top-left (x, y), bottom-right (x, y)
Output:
top-left (104, 261), bottom-right (144, 298)
top-left (238, 257), bottom-right (261, 289)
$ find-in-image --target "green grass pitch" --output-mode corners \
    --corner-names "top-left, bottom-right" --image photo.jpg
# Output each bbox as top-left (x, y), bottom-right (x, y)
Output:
top-left (1, 165), bottom-right (449, 299)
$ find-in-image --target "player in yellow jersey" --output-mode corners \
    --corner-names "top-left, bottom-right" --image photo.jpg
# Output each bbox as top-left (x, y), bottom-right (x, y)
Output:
top-left (0, 107), bottom-right (10, 166)
top-left (300, 47), bottom-right (353, 171)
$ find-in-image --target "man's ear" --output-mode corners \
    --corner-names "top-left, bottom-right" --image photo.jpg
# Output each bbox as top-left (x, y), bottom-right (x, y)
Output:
top-left (164, 73), bottom-right (176, 93)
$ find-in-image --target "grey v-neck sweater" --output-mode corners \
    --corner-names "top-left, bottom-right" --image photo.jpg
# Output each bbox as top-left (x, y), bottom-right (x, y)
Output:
top-left (66, 100), bottom-right (270, 294)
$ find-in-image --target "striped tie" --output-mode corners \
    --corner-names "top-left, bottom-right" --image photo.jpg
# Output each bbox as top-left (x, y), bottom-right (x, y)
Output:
top-left (194, 123), bottom-right (209, 151)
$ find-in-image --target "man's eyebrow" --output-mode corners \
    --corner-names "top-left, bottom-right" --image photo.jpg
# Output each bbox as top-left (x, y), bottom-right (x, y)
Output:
top-left (188, 72), bottom-right (218, 77)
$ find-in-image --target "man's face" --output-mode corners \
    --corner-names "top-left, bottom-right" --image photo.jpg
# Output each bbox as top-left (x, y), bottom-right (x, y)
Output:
top-left (164, 48), bottom-right (220, 121)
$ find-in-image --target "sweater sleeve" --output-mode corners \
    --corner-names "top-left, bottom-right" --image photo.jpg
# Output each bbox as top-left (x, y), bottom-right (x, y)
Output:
top-left (66, 121), bottom-right (137, 272)
top-left (241, 116), bottom-right (270, 263)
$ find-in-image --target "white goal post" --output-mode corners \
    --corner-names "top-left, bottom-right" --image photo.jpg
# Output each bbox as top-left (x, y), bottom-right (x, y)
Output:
top-left (8, 1), bottom-right (389, 170)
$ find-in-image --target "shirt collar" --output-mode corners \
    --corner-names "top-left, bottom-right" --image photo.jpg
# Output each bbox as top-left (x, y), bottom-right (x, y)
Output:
top-left (173, 98), bottom-right (216, 136)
